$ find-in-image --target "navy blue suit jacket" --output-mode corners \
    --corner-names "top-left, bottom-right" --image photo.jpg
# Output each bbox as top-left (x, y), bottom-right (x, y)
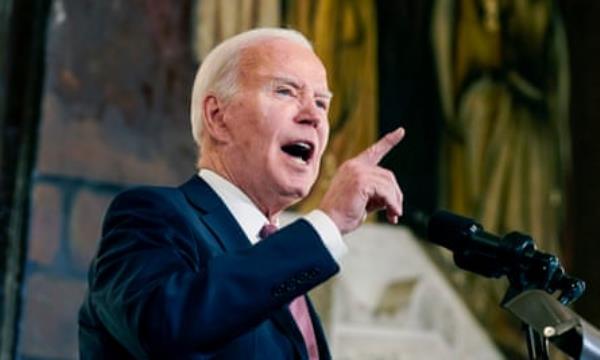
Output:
top-left (79, 175), bottom-right (340, 359)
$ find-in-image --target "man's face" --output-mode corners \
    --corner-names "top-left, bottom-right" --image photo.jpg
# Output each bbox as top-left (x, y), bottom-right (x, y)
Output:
top-left (218, 38), bottom-right (331, 214)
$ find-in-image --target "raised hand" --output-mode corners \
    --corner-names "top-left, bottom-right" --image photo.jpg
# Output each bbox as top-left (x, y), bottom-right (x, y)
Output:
top-left (319, 127), bottom-right (405, 234)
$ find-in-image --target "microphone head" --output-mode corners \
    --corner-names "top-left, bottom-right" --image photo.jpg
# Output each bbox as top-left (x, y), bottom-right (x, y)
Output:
top-left (427, 210), bottom-right (482, 251)
top-left (399, 206), bottom-right (431, 238)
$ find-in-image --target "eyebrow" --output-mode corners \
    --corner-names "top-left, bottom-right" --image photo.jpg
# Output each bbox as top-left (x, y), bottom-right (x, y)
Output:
top-left (272, 76), bottom-right (333, 100)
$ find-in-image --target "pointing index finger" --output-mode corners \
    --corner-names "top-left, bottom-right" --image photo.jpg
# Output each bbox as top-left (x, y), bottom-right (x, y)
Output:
top-left (358, 127), bottom-right (405, 165)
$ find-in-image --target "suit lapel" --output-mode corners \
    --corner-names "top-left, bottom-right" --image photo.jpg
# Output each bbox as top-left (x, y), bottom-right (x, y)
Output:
top-left (179, 175), bottom-right (251, 252)
top-left (180, 175), bottom-right (309, 357)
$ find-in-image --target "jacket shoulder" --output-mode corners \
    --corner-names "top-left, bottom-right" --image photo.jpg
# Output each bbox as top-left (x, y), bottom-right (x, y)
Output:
top-left (108, 185), bottom-right (186, 211)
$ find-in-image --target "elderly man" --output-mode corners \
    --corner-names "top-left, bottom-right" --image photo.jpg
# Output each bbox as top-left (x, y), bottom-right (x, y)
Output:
top-left (79, 28), bottom-right (404, 359)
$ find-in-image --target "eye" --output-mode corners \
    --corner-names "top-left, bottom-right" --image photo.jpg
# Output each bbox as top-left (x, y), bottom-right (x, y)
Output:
top-left (275, 86), bottom-right (296, 97)
top-left (315, 99), bottom-right (328, 110)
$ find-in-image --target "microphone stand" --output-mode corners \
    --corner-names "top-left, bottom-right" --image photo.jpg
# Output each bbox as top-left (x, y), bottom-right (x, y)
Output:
top-left (423, 211), bottom-right (587, 359)
top-left (523, 324), bottom-right (548, 360)
top-left (456, 231), bottom-right (585, 359)
top-left (503, 289), bottom-right (600, 359)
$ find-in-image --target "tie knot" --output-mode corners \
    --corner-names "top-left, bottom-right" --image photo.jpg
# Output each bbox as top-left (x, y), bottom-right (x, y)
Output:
top-left (259, 223), bottom-right (278, 239)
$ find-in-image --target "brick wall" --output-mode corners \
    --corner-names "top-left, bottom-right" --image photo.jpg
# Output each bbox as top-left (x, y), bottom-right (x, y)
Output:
top-left (19, 1), bottom-right (195, 358)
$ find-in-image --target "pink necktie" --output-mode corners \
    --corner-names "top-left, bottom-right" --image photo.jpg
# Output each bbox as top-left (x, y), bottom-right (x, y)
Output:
top-left (259, 224), bottom-right (320, 360)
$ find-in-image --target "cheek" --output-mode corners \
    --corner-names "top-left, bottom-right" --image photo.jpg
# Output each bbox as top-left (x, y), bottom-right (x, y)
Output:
top-left (320, 123), bottom-right (330, 152)
top-left (250, 98), bottom-right (282, 133)
top-left (228, 111), bottom-right (268, 150)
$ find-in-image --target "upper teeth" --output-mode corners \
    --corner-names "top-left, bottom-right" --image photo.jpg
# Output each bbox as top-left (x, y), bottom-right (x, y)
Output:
top-left (296, 142), bottom-right (311, 150)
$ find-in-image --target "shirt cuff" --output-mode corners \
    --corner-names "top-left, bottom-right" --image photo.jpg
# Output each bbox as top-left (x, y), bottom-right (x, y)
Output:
top-left (303, 210), bottom-right (348, 262)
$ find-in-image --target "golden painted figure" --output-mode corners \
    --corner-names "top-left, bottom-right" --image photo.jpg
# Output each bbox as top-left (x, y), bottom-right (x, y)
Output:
top-left (432, 0), bottom-right (570, 355)
top-left (192, 0), bottom-right (280, 62)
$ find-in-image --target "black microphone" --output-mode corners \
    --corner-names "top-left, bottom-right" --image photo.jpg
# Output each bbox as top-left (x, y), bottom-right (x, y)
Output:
top-left (428, 210), bottom-right (530, 278)
top-left (428, 210), bottom-right (507, 254)
top-left (426, 210), bottom-right (585, 304)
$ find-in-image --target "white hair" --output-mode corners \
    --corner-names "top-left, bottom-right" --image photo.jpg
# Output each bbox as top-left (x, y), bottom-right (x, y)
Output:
top-left (189, 28), bottom-right (313, 147)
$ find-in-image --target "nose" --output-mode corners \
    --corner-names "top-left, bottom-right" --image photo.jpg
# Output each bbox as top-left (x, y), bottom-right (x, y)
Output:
top-left (295, 97), bottom-right (323, 128)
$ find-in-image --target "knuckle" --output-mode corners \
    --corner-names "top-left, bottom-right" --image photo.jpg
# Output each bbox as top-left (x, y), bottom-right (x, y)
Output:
top-left (363, 146), bottom-right (377, 161)
top-left (383, 169), bottom-right (395, 181)
top-left (353, 175), bottom-right (366, 189)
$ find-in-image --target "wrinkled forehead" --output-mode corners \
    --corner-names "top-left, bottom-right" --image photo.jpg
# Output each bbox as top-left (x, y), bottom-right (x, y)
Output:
top-left (237, 38), bottom-right (330, 93)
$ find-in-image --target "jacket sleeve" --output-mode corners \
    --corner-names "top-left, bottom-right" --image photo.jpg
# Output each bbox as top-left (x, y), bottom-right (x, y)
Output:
top-left (88, 188), bottom-right (339, 356)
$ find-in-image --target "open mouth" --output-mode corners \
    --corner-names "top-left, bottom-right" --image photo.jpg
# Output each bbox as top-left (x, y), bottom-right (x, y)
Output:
top-left (281, 141), bottom-right (314, 164)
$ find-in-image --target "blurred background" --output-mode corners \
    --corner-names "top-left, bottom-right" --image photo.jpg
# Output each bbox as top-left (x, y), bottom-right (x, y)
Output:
top-left (1, 0), bottom-right (599, 359)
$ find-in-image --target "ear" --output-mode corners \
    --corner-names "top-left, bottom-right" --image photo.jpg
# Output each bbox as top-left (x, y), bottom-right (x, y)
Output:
top-left (202, 94), bottom-right (231, 143)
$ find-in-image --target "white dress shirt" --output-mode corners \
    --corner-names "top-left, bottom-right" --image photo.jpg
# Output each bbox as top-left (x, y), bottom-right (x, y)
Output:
top-left (199, 169), bottom-right (348, 262)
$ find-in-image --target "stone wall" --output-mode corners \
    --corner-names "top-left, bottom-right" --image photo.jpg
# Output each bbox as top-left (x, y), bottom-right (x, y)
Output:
top-left (278, 214), bottom-right (502, 359)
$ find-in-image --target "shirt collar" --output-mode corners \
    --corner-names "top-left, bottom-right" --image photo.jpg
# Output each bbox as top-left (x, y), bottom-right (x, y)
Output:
top-left (198, 169), bottom-right (273, 245)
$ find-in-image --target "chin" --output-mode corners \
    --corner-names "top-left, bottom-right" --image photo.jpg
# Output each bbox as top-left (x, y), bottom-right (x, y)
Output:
top-left (272, 170), bottom-right (318, 203)
top-left (280, 182), bottom-right (313, 203)
top-left (287, 186), bottom-right (310, 200)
